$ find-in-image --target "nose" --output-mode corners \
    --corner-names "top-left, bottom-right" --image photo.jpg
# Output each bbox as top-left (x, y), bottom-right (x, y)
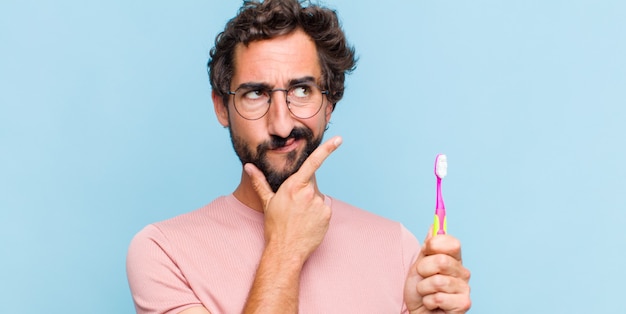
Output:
top-left (266, 90), bottom-right (294, 138)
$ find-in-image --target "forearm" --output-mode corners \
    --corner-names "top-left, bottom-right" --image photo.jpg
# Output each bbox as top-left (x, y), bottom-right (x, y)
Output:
top-left (243, 242), bottom-right (306, 313)
top-left (241, 140), bottom-right (339, 313)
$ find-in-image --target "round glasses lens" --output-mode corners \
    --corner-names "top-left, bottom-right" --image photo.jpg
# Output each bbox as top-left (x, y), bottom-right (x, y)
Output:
top-left (286, 84), bottom-right (323, 119)
top-left (233, 89), bottom-right (270, 120)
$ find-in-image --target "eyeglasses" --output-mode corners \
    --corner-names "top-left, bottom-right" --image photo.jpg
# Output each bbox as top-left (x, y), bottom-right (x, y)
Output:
top-left (228, 82), bottom-right (329, 120)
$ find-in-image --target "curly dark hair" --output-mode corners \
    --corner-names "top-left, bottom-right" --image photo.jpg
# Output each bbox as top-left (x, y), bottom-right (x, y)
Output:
top-left (208, 0), bottom-right (357, 110)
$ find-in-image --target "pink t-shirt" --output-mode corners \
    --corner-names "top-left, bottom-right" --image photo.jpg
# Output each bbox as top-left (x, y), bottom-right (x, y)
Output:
top-left (127, 194), bottom-right (420, 314)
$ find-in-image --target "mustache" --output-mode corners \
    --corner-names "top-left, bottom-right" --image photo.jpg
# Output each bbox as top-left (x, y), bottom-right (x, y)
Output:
top-left (258, 127), bottom-right (314, 151)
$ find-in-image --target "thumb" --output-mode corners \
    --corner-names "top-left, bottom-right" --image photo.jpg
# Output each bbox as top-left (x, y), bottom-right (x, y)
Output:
top-left (419, 224), bottom-right (434, 255)
top-left (425, 224), bottom-right (434, 241)
top-left (244, 163), bottom-right (274, 207)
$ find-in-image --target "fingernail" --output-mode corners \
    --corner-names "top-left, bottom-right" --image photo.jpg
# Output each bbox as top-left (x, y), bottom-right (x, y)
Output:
top-left (334, 136), bottom-right (343, 147)
top-left (243, 163), bottom-right (253, 176)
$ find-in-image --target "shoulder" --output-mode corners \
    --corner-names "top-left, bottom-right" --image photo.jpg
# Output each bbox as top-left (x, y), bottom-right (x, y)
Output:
top-left (128, 194), bottom-right (264, 258)
top-left (128, 196), bottom-right (230, 253)
top-left (326, 195), bottom-right (419, 245)
top-left (137, 195), bottom-right (248, 237)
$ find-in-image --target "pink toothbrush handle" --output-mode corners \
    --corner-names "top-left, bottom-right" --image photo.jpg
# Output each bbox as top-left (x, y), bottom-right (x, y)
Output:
top-left (433, 177), bottom-right (447, 236)
top-left (433, 208), bottom-right (446, 236)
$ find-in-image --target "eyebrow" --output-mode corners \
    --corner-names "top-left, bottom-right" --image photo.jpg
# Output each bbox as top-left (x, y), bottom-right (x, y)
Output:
top-left (288, 76), bottom-right (316, 86)
top-left (235, 82), bottom-right (271, 91)
top-left (234, 76), bottom-right (317, 91)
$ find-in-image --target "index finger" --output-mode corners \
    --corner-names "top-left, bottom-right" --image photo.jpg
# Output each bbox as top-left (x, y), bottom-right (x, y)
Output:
top-left (293, 136), bottom-right (342, 184)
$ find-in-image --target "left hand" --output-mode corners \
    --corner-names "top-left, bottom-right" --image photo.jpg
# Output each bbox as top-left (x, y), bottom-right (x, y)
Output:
top-left (404, 227), bottom-right (471, 313)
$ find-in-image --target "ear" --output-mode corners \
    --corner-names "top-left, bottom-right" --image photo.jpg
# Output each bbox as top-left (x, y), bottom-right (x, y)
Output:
top-left (324, 101), bottom-right (334, 125)
top-left (213, 90), bottom-right (230, 127)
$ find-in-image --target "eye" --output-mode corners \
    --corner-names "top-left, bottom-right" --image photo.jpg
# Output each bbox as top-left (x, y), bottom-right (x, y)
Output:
top-left (242, 89), bottom-right (266, 100)
top-left (291, 85), bottom-right (312, 98)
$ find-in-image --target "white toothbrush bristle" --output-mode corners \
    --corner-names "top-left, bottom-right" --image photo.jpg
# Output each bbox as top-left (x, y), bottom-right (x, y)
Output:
top-left (436, 154), bottom-right (448, 179)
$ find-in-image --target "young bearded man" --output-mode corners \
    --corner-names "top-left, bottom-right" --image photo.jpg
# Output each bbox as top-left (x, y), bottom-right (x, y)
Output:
top-left (127, 1), bottom-right (471, 313)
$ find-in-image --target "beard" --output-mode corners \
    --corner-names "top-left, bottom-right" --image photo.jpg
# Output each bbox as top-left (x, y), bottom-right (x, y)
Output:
top-left (229, 126), bottom-right (323, 192)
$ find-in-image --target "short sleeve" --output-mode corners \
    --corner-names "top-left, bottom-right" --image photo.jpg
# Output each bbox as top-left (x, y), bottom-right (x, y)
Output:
top-left (126, 224), bottom-right (203, 314)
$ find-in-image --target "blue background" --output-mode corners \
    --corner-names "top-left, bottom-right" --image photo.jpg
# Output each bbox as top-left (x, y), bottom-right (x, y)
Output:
top-left (1, 0), bottom-right (625, 313)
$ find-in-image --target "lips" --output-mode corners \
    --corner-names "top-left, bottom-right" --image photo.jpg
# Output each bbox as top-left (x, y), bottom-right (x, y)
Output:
top-left (271, 138), bottom-right (298, 152)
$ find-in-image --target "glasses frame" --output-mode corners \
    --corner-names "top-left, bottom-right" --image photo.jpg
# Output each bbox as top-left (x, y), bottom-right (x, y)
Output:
top-left (227, 83), bottom-right (329, 120)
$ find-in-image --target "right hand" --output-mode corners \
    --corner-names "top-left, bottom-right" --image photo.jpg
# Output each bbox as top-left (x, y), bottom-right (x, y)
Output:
top-left (244, 136), bottom-right (342, 262)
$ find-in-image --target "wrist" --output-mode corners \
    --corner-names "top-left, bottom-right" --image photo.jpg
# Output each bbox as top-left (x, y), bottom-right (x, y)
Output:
top-left (262, 239), bottom-right (309, 271)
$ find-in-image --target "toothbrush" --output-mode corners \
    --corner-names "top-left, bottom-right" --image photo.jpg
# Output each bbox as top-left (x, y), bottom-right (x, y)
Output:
top-left (433, 154), bottom-right (448, 236)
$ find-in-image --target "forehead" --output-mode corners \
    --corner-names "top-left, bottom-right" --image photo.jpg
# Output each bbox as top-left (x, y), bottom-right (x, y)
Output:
top-left (232, 29), bottom-right (322, 87)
